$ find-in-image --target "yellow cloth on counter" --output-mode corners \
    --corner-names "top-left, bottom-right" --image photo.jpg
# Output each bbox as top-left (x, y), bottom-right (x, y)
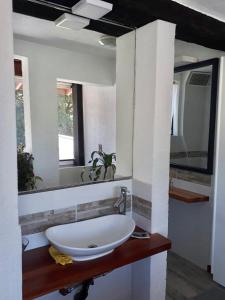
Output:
top-left (49, 246), bottom-right (73, 266)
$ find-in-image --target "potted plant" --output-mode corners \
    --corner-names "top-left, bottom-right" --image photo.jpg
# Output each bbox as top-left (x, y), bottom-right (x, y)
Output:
top-left (81, 150), bottom-right (116, 182)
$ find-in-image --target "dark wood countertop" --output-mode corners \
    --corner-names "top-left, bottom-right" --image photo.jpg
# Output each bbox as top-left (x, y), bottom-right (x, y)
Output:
top-left (169, 187), bottom-right (209, 203)
top-left (23, 231), bottom-right (171, 300)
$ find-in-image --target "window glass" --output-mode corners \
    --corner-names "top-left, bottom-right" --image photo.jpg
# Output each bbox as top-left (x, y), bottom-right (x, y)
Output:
top-left (15, 61), bottom-right (26, 147)
top-left (171, 81), bottom-right (179, 136)
top-left (57, 82), bottom-right (74, 160)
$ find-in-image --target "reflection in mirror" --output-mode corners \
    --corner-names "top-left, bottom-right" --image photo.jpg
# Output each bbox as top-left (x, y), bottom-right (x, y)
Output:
top-left (170, 59), bottom-right (219, 174)
top-left (13, 11), bottom-right (135, 193)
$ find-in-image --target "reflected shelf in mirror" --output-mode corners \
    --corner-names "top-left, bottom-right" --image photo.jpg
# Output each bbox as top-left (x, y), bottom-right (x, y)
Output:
top-left (18, 175), bottom-right (132, 196)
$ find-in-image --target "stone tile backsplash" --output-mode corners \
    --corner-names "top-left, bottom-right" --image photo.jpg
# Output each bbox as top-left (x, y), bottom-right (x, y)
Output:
top-left (20, 206), bottom-right (76, 235)
top-left (132, 196), bottom-right (152, 220)
top-left (19, 196), bottom-right (134, 235)
top-left (77, 198), bottom-right (119, 222)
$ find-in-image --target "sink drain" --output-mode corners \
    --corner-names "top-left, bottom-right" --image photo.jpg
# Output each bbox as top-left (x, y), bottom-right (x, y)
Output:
top-left (88, 244), bottom-right (98, 248)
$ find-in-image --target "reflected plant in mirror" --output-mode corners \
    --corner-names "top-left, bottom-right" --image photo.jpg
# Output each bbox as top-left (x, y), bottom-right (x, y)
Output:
top-left (170, 58), bottom-right (219, 174)
top-left (81, 150), bottom-right (116, 182)
top-left (17, 144), bottom-right (42, 192)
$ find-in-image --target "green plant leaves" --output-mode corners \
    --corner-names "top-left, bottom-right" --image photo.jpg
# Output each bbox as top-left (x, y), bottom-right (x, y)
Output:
top-left (80, 150), bottom-right (116, 182)
top-left (17, 144), bottom-right (43, 191)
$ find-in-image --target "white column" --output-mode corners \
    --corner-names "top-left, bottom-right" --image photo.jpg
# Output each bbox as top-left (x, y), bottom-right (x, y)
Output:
top-left (116, 31), bottom-right (135, 177)
top-left (0, 2), bottom-right (22, 299)
top-left (132, 20), bottom-right (175, 300)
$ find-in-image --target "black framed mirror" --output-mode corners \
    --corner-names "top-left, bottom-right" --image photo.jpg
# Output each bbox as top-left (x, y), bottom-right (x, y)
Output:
top-left (170, 58), bottom-right (219, 174)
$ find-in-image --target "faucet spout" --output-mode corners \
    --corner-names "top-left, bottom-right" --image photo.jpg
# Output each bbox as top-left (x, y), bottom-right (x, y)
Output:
top-left (114, 186), bottom-right (130, 215)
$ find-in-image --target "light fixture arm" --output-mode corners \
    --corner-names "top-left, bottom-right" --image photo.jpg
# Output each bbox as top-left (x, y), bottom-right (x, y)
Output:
top-left (26, 0), bottom-right (135, 30)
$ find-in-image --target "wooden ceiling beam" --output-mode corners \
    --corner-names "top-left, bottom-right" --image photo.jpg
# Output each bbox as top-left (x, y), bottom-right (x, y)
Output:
top-left (13, 0), bottom-right (225, 51)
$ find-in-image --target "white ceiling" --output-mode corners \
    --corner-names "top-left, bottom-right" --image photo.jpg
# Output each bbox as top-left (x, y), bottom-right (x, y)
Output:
top-left (13, 13), bottom-right (115, 58)
top-left (172, 0), bottom-right (225, 22)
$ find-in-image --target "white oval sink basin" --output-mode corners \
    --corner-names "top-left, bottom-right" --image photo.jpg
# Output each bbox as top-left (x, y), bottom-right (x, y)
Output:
top-left (46, 214), bottom-right (135, 261)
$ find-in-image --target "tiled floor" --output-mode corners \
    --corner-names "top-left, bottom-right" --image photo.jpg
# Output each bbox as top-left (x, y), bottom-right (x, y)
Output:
top-left (166, 251), bottom-right (225, 300)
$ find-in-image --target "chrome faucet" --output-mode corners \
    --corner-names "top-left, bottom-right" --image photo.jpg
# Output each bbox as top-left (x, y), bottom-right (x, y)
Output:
top-left (114, 186), bottom-right (130, 215)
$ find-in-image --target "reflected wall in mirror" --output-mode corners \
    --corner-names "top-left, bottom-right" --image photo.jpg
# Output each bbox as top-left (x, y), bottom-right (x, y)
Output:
top-left (170, 58), bottom-right (219, 174)
top-left (13, 10), bottom-right (135, 193)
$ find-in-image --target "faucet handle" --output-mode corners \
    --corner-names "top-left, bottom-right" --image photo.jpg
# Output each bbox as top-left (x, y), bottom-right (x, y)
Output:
top-left (120, 186), bottom-right (130, 194)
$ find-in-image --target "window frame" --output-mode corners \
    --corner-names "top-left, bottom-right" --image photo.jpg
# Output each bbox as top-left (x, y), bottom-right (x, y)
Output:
top-left (58, 83), bottom-right (85, 166)
top-left (171, 81), bottom-right (179, 136)
top-left (170, 58), bottom-right (219, 175)
top-left (14, 55), bottom-right (32, 153)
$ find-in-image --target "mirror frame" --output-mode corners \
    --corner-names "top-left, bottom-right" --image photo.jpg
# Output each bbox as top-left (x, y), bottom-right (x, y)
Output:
top-left (170, 58), bottom-right (219, 175)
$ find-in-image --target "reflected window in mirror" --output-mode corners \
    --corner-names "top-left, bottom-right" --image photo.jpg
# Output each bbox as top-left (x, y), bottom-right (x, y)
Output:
top-left (14, 57), bottom-right (32, 152)
top-left (171, 81), bottom-right (179, 136)
top-left (57, 81), bottom-right (84, 166)
top-left (15, 59), bottom-right (25, 146)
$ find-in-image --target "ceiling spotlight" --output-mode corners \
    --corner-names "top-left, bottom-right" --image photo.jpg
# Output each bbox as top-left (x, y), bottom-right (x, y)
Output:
top-left (99, 35), bottom-right (116, 47)
top-left (55, 13), bottom-right (90, 30)
top-left (72, 0), bottom-right (113, 20)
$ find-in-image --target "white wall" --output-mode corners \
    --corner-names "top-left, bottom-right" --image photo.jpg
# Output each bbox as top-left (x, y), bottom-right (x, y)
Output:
top-left (116, 31), bottom-right (135, 177)
top-left (184, 85), bottom-right (211, 152)
top-left (171, 73), bottom-right (211, 155)
top-left (134, 21), bottom-right (175, 236)
top-left (59, 166), bottom-right (85, 186)
top-left (0, 2), bottom-right (22, 299)
top-left (132, 21), bottom-right (175, 300)
top-left (19, 179), bottom-right (132, 216)
top-left (83, 84), bottom-right (116, 163)
top-left (14, 37), bottom-right (116, 188)
top-left (169, 179), bottom-right (212, 269)
top-left (169, 40), bottom-right (225, 270)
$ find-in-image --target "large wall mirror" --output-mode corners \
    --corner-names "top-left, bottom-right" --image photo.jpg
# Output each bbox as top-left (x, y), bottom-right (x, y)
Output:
top-left (13, 5), bottom-right (136, 193)
top-left (170, 58), bottom-right (219, 174)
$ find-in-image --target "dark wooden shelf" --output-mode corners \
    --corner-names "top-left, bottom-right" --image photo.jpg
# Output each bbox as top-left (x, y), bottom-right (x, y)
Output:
top-left (169, 187), bottom-right (209, 203)
top-left (23, 230), bottom-right (171, 300)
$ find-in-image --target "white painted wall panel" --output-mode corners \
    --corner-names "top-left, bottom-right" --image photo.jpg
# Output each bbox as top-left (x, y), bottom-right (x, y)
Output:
top-left (83, 84), bottom-right (116, 163)
top-left (116, 31), bottom-right (135, 177)
top-left (19, 179), bottom-right (132, 216)
top-left (0, 2), bottom-right (22, 299)
top-left (169, 179), bottom-right (212, 269)
top-left (133, 20), bottom-right (175, 300)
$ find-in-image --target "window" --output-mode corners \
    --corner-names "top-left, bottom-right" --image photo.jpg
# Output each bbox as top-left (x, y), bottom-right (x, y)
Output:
top-left (58, 83), bottom-right (73, 160)
top-left (14, 57), bottom-right (32, 152)
top-left (171, 81), bottom-right (179, 136)
top-left (57, 81), bottom-right (84, 165)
